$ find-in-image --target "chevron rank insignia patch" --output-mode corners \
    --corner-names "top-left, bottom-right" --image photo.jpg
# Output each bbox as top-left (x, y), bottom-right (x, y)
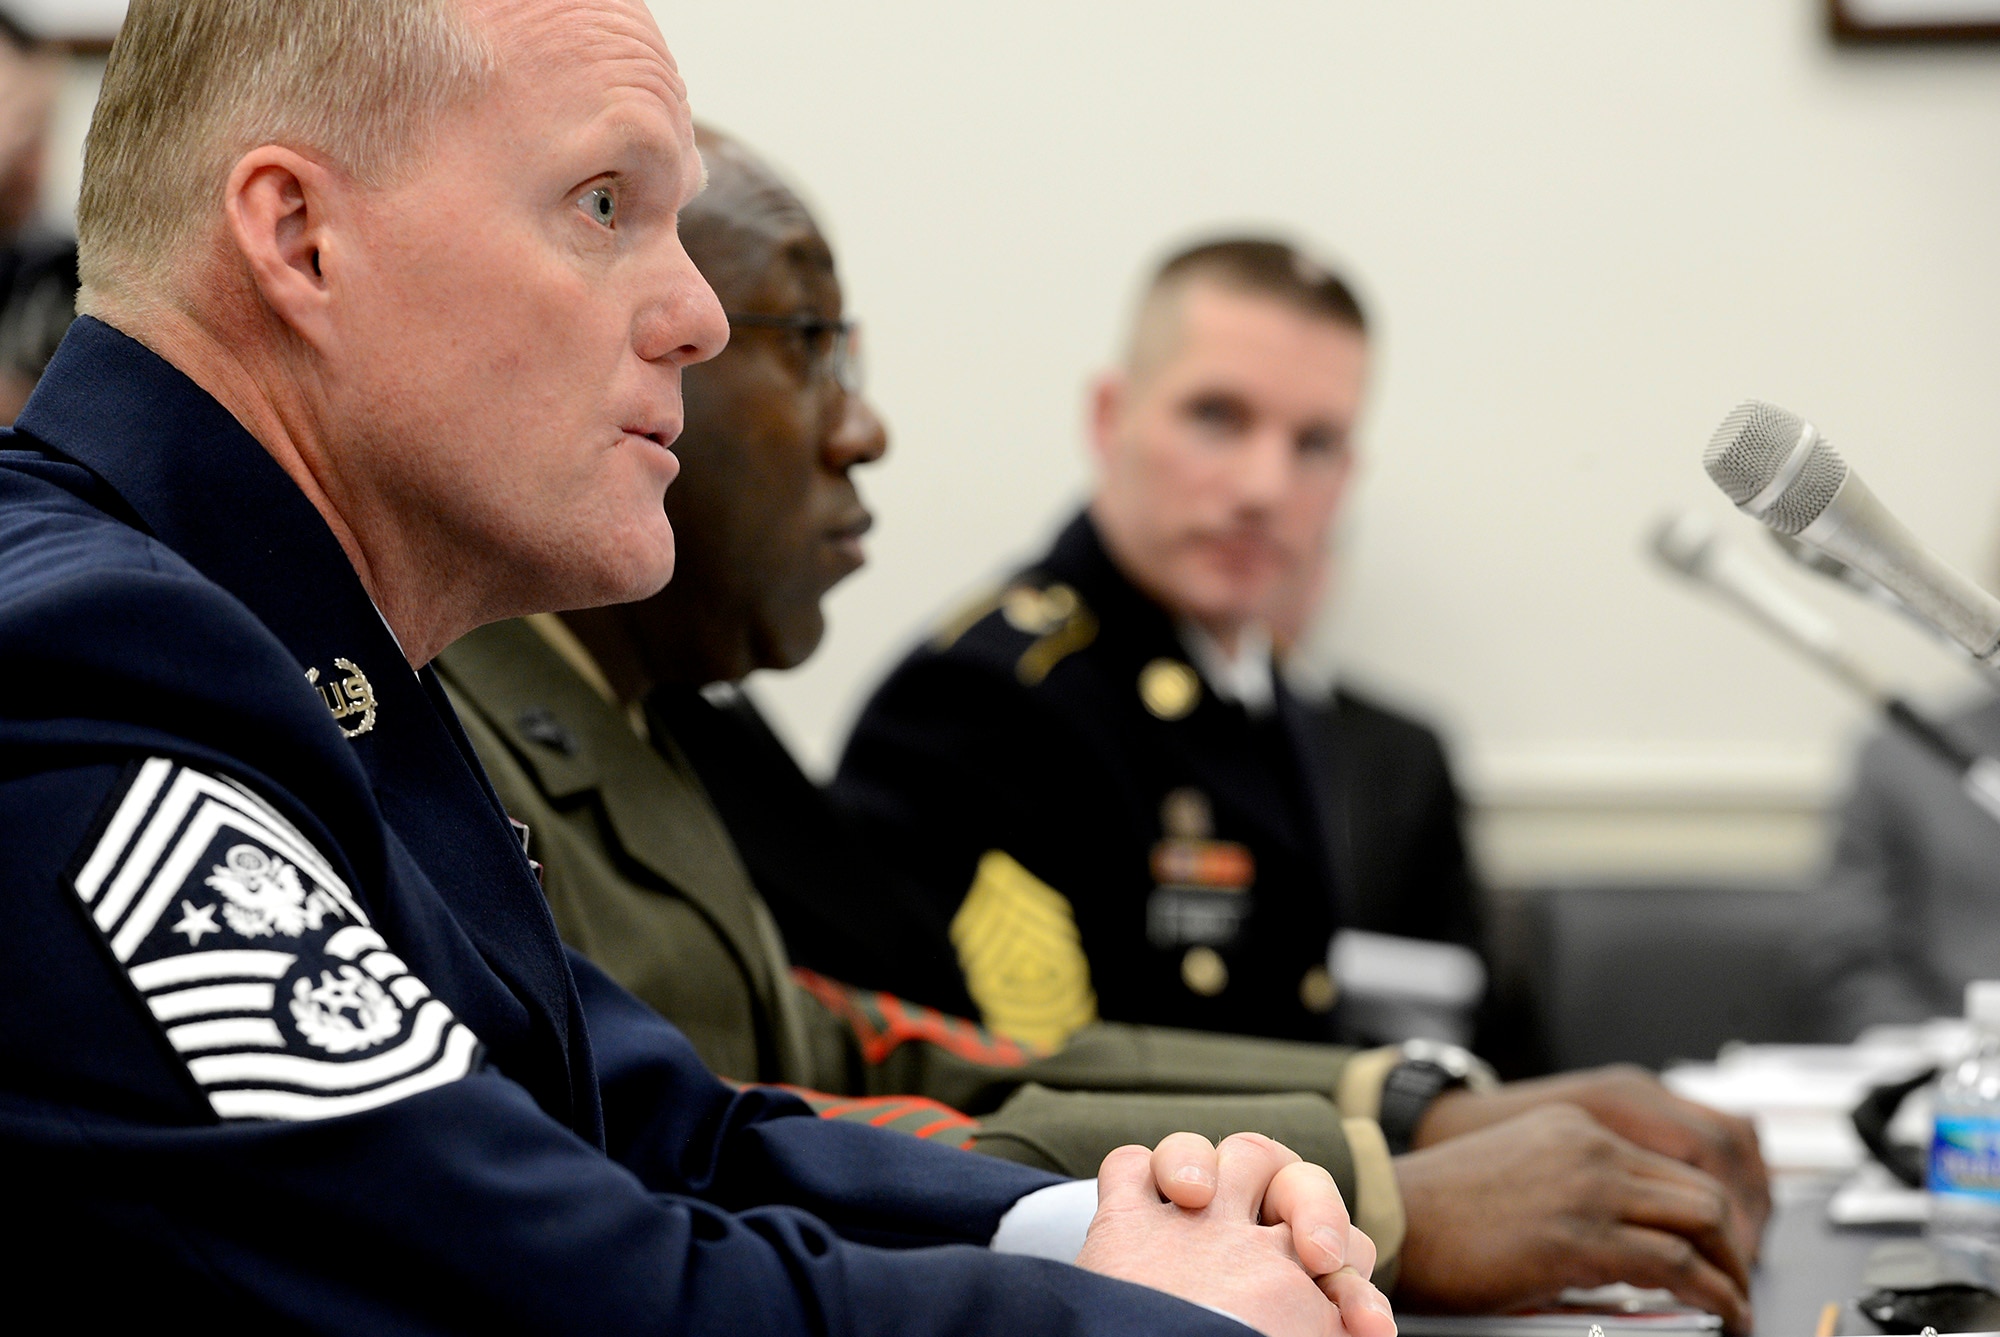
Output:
top-left (67, 758), bottom-right (482, 1122)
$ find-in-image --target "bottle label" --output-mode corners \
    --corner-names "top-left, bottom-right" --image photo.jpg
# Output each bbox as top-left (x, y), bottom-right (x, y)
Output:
top-left (1931, 1115), bottom-right (2000, 1201)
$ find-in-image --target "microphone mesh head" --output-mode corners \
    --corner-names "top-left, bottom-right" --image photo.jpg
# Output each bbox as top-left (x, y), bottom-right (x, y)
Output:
top-left (1703, 400), bottom-right (1806, 504)
top-left (1763, 439), bottom-right (1847, 536)
top-left (1702, 399), bottom-right (1849, 536)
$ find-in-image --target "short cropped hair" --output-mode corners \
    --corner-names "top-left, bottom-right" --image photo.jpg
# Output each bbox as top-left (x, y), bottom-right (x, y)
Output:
top-left (76, 0), bottom-right (494, 302)
top-left (1126, 236), bottom-right (1367, 377)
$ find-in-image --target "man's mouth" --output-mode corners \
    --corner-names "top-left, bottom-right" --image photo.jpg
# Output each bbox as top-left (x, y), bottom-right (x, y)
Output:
top-left (622, 423), bottom-right (678, 450)
top-left (826, 511), bottom-right (874, 564)
top-left (1198, 529), bottom-right (1280, 566)
top-left (621, 425), bottom-right (682, 483)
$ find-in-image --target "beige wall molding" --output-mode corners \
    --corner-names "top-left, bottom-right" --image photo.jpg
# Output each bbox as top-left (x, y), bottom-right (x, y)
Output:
top-left (1463, 746), bottom-right (1836, 888)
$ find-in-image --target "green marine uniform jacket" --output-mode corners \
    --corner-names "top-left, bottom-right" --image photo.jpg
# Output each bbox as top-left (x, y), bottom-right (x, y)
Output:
top-left (435, 616), bottom-right (1408, 1278)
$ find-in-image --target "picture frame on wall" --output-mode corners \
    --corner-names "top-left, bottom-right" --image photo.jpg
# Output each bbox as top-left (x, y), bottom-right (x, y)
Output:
top-left (1831, 0), bottom-right (2000, 41)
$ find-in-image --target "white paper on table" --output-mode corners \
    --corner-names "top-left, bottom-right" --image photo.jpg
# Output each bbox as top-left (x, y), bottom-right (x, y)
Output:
top-left (1826, 1161), bottom-right (1931, 1227)
top-left (1662, 1045), bottom-right (1934, 1173)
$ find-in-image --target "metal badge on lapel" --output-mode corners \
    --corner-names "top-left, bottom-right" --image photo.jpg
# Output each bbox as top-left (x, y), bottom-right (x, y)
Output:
top-left (306, 657), bottom-right (378, 738)
top-left (1139, 658), bottom-right (1201, 721)
top-left (1299, 964), bottom-right (1338, 1014)
top-left (1181, 946), bottom-right (1228, 996)
top-left (1160, 787), bottom-right (1212, 840)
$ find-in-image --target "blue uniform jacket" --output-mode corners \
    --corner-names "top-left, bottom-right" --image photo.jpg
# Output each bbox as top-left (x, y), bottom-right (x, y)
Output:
top-left (0, 319), bottom-right (1248, 1334)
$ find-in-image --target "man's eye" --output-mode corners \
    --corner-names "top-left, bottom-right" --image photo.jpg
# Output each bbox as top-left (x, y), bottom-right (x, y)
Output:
top-left (578, 187), bottom-right (617, 227)
top-left (794, 322), bottom-right (836, 358)
top-left (1298, 427), bottom-right (1346, 457)
top-left (1186, 396), bottom-right (1249, 436)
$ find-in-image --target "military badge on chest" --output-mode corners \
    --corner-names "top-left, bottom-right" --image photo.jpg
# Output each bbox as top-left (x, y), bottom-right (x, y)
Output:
top-left (67, 758), bottom-right (481, 1120)
top-left (305, 656), bottom-right (377, 738)
top-left (1146, 787), bottom-right (1256, 996)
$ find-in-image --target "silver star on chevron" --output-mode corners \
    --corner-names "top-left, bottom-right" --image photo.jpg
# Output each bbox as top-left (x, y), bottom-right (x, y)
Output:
top-left (171, 900), bottom-right (221, 946)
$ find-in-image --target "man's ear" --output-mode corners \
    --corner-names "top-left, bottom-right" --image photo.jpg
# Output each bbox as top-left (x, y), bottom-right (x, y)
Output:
top-left (1088, 370), bottom-right (1126, 469)
top-left (222, 147), bottom-right (338, 349)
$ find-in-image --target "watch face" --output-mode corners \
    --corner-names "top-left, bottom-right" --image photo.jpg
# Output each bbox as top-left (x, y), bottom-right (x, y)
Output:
top-left (1400, 1038), bottom-right (1476, 1081)
top-left (1387, 1062), bottom-right (1450, 1098)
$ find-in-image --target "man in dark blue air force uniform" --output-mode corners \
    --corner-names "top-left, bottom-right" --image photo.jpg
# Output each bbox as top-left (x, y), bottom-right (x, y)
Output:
top-left (0, 2), bottom-right (1399, 1331)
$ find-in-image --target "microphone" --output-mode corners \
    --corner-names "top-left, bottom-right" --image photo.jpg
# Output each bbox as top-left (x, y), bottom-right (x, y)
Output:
top-left (1702, 400), bottom-right (2000, 665)
top-left (1766, 528), bottom-right (1976, 654)
top-left (1767, 531), bottom-right (1891, 601)
top-left (1651, 510), bottom-right (1888, 702)
top-left (1695, 402), bottom-right (2000, 821)
top-left (1650, 509), bottom-right (2000, 821)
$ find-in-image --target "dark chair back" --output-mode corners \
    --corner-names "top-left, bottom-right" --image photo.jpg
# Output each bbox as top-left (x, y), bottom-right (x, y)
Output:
top-left (1485, 883), bottom-right (1814, 1073)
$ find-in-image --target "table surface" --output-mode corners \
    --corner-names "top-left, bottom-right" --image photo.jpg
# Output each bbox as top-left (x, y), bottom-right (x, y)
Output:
top-left (1753, 1174), bottom-right (1910, 1336)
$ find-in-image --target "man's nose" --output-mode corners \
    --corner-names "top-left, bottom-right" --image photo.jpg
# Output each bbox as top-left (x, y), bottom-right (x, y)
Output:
top-left (637, 244), bottom-right (731, 369)
top-left (1232, 427), bottom-right (1294, 508)
top-left (826, 390), bottom-right (889, 471)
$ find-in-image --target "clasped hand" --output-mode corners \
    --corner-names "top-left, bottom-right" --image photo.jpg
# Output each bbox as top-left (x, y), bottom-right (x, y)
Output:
top-left (1075, 1131), bottom-right (1398, 1337)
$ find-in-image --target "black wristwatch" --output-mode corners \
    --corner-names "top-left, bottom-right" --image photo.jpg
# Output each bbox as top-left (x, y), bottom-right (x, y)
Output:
top-left (1376, 1040), bottom-right (1490, 1155)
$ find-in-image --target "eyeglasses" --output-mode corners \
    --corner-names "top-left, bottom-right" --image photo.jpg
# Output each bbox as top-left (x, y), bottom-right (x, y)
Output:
top-left (725, 313), bottom-right (863, 396)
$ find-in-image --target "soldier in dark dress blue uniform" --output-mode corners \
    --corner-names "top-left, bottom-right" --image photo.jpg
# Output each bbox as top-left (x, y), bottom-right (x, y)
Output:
top-left (0, 3), bottom-right (1395, 1331)
top-left (841, 509), bottom-right (1349, 1046)
top-left (835, 240), bottom-right (1374, 1049)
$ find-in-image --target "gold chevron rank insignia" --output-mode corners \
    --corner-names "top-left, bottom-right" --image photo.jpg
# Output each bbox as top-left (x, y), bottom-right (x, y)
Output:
top-left (948, 850), bottom-right (1098, 1052)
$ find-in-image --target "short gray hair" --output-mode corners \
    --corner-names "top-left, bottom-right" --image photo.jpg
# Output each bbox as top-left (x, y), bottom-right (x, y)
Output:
top-left (77, 0), bottom-right (494, 303)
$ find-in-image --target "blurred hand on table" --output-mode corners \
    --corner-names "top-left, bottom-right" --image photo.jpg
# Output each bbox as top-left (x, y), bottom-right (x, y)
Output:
top-left (1416, 1063), bottom-right (1770, 1260)
top-left (1395, 1104), bottom-right (1753, 1335)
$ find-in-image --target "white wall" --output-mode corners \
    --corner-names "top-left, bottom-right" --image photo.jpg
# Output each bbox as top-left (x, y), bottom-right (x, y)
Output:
top-left (648, 0), bottom-right (2000, 881)
top-left (6, 0), bottom-right (124, 42)
top-left (40, 57), bottom-right (104, 233)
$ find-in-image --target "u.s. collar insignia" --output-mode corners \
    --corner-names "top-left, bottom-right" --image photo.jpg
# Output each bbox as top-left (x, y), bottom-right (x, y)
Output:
top-left (305, 657), bottom-right (378, 738)
top-left (1139, 658), bottom-right (1201, 721)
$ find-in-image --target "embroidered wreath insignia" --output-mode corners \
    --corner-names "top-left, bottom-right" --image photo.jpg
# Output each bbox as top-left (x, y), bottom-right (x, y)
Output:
top-left (204, 843), bottom-right (342, 939)
top-left (290, 965), bottom-right (404, 1054)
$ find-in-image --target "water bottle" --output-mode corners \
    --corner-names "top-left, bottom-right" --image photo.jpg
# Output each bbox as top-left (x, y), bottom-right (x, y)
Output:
top-left (1928, 981), bottom-right (2000, 1253)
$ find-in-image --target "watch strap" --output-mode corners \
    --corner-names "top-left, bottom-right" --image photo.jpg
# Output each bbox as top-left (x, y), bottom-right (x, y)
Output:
top-left (1377, 1058), bottom-right (1461, 1155)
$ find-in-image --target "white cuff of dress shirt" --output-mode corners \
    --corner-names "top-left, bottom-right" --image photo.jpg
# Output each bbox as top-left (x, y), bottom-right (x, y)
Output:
top-left (989, 1177), bottom-right (1098, 1262)
top-left (990, 1178), bottom-right (1256, 1331)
